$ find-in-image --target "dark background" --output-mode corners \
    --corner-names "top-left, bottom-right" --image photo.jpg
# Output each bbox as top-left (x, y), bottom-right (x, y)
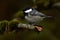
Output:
top-left (0, 0), bottom-right (60, 40)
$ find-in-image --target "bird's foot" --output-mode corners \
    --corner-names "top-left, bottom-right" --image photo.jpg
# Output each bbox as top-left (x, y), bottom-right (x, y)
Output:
top-left (35, 26), bottom-right (43, 32)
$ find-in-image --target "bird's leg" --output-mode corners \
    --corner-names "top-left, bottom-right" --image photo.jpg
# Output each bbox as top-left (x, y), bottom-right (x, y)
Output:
top-left (32, 23), bottom-right (43, 32)
top-left (35, 26), bottom-right (43, 32)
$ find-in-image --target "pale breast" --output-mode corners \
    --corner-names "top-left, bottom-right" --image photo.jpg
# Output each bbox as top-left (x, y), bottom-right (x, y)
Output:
top-left (25, 16), bottom-right (44, 23)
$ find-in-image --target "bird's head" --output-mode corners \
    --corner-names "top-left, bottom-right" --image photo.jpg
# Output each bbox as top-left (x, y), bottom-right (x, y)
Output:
top-left (23, 6), bottom-right (33, 16)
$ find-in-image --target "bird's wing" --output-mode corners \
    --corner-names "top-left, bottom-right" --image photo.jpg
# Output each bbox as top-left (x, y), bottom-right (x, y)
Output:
top-left (31, 10), bottom-right (46, 17)
top-left (36, 11), bottom-right (46, 17)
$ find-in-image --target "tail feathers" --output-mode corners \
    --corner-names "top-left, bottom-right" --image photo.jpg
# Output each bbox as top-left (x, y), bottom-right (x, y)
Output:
top-left (45, 16), bottom-right (52, 18)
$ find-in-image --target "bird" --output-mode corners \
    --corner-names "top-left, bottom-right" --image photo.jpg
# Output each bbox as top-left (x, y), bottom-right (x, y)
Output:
top-left (22, 6), bottom-right (52, 32)
top-left (22, 6), bottom-right (52, 31)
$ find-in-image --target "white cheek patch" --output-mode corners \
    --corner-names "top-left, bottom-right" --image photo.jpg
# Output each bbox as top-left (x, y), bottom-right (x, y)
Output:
top-left (24, 9), bottom-right (32, 13)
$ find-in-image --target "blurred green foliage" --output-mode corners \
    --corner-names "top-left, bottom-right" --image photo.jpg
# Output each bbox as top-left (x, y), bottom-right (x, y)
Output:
top-left (0, 0), bottom-right (60, 40)
top-left (0, 20), bottom-right (8, 34)
top-left (13, 11), bottom-right (24, 19)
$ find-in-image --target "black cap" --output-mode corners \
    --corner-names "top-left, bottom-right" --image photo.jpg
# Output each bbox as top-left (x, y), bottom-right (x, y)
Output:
top-left (23, 6), bottom-right (31, 11)
top-left (23, 6), bottom-right (32, 16)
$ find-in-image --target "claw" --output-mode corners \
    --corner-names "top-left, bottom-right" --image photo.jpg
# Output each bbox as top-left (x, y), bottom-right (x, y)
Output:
top-left (35, 26), bottom-right (43, 32)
